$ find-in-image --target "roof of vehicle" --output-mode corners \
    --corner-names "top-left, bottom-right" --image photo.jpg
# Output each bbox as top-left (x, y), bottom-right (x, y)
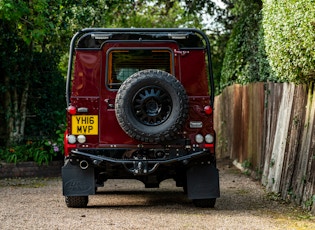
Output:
top-left (77, 31), bottom-right (204, 49)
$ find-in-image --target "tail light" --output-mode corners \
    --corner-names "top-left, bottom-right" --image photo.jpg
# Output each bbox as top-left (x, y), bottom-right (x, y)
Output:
top-left (67, 105), bottom-right (76, 115)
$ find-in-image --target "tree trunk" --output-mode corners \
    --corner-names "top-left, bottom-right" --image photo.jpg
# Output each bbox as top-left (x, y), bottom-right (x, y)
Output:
top-left (4, 75), bottom-right (30, 146)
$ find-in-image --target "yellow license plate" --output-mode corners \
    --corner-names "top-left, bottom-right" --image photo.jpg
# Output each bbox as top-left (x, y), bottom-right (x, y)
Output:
top-left (72, 115), bottom-right (98, 135)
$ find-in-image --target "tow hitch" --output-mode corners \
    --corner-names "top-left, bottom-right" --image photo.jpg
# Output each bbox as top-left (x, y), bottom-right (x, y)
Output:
top-left (124, 157), bottom-right (160, 175)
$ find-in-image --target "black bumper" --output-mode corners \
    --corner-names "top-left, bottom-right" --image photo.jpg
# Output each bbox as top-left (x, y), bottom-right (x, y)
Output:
top-left (70, 149), bottom-right (210, 175)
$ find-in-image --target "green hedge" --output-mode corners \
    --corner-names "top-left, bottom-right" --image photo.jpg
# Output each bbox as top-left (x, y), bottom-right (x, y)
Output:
top-left (221, 0), bottom-right (315, 88)
top-left (263, 0), bottom-right (315, 83)
top-left (220, 1), bottom-right (273, 88)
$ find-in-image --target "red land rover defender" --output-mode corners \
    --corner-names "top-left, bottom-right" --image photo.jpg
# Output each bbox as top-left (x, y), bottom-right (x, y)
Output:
top-left (62, 28), bottom-right (220, 208)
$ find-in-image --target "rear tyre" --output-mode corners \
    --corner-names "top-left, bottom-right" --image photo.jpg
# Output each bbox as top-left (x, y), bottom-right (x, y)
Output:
top-left (193, 198), bottom-right (216, 208)
top-left (115, 69), bottom-right (188, 143)
top-left (65, 196), bottom-right (88, 208)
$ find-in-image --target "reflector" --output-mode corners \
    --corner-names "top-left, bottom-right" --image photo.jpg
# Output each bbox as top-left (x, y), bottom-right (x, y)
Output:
top-left (204, 105), bottom-right (213, 115)
top-left (205, 134), bottom-right (214, 143)
top-left (195, 134), bottom-right (204, 143)
top-left (67, 135), bottom-right (76, 144)
top-left (77, 135), bottom-right (86, 144)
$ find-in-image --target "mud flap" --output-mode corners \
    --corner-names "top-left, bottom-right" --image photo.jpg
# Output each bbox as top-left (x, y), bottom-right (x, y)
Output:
top-left (62, 161), bottom-right (95, 196)
top-left (186, 164), bottom-right (220, 199)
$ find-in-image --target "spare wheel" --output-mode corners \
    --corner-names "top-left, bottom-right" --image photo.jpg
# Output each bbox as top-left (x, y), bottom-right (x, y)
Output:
top-left (115, 69), bottom-right (188, 143)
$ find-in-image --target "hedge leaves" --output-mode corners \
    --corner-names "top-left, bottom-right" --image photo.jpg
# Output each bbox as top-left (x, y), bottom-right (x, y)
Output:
top-left (263, 0), bottom-right (315, 83)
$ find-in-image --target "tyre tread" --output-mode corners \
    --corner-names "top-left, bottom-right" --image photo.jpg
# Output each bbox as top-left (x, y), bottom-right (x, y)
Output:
top-left (65, 196), bottom-right (88, 208)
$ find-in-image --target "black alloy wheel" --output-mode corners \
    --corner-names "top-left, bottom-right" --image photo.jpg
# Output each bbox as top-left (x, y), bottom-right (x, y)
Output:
top-left (115, 69), bottom-right (188, 143)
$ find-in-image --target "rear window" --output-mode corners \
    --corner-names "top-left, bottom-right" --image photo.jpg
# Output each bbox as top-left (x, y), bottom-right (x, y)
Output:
top-left (107, 49), bottom-right (172, 89)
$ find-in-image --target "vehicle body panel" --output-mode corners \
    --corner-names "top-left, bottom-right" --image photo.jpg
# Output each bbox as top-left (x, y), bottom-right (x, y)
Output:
top-left (62, 28), bottom-right (219, 208)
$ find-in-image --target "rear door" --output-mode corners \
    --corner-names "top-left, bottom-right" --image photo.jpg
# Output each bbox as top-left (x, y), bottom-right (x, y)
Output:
top-left (99, 42), bottom-right (179, 145)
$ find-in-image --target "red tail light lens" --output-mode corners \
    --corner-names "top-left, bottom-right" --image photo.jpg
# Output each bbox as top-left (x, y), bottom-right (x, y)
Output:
top-left (204, 105), bottom-right (213, 115)
top-left (67, 105), bottom-right (76, 115)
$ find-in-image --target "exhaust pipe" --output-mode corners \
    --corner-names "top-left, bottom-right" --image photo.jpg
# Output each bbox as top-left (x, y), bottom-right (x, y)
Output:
top-left (79, 160), bottom-right (89, 170)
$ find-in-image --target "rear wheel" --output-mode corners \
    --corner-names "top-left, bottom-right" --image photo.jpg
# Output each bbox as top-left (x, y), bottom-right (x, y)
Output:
top-left (65, 196), bottom-right (88, 208)
top-left (193, 198), bottom-right (216, 208)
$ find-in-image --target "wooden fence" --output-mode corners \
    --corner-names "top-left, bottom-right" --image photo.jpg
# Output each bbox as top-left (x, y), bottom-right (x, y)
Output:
top-left (214, 82), bottom-right (315, 214)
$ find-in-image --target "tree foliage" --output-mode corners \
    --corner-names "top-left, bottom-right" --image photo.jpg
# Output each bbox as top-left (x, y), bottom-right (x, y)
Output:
top-left (7, 0), bottom-right (314, 146)
top-left (0, 0), bottom-right (205, 147)
top-left (220, 0), bottom-right (315, 87)
top-left (181, 0), bottom-right (235, 92)
top-left (0, 0), bottom-right (66, 145)
top-left (220, 0), bottom-right (271, 88)
top-left (263, 0), bottom-right (315, 83)
top-left (2, 0), bottom-right (314, 156)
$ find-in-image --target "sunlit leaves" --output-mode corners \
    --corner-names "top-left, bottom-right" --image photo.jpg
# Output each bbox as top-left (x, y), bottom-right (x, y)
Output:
top-left (0, 0), bottom-right (207, 145)
top-left (263, 0), bottom-right (315, 83)
top-left (0, 0), bottom-right (28, 21)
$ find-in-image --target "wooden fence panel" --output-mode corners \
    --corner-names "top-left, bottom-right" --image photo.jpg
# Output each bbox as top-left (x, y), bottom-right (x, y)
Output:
top-left (214, 88), bottom-right (230, 159)
top-left (231, 85), bottom-right (244, 160)
top-left (214, 84), bottom-right (244, 159)
top-left (214, 82), bottom-right (315, 214)
top-left (262, 83), bottom-right (283, 186)
top-left (302, 118), bottom-right (315, 211)
top-left (280, 85), bottom-right (307, 200)
top-left (266, 83), bottom-right (295, 193)
top-left (247, 83), bottom-right (265, 170)
top-left (292, 85), bottom-right (315, 207)
top-left (240, 85), bottom-right (248, 163)
top-left (214, 89), bottom-right (224, 158)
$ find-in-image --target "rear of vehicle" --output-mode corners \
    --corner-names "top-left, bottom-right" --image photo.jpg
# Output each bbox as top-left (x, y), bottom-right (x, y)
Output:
top-left (62, 28), bottom-right (219, 208)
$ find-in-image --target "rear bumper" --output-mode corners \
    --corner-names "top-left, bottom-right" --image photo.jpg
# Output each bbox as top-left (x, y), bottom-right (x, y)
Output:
top-left (70, 149), bottom-right (210, 175)
top-left (62, 149), bottom-right (220, 200)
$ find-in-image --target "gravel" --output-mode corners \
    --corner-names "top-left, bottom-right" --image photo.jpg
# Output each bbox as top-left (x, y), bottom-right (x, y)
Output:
top-left (0, 159), bottom-right (314, 230)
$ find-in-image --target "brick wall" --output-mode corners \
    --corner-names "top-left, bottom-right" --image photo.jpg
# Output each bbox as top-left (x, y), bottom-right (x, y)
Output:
top-left (0, 161), bottom-right (63, 178)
